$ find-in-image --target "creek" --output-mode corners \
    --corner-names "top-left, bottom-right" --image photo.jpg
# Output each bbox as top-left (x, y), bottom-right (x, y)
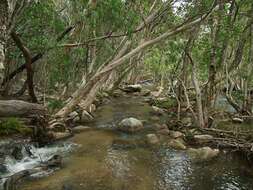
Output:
top-left (1, 95), bottom-right (253, 190)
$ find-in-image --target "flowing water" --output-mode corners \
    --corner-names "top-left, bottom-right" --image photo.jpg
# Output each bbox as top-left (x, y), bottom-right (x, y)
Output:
top-left (1, 95), bottom-right (253, 190)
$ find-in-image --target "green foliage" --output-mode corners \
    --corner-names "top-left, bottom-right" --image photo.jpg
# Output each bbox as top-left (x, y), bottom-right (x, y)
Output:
top-left (0, 118), bottom-right (26, 135)
top-left (47, 99), bottom-right (65, 112)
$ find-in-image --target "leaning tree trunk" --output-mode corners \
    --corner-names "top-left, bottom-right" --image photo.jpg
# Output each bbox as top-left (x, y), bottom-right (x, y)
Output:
top-left (55, 3), bottom-right (217, 119)
top-left (11, 31), bottom-right (37, 102)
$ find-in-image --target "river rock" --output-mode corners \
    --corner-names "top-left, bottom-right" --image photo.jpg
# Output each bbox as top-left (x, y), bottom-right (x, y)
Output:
top-left (187, 147), bottom-right (219, 162)
top-left (118, 117), bottom-right (143, 133)
top-left (81, 110), bottom-right (94, 122)
top-left (11, 144), bottom-right (23, 160)
top-left (0, 164), bottom-right (7, 174)
top-left (72, 126), bottom-right (91, 133)
top-left (168, 139), bottom-right (186, 150)
top-left (158, 129), bottom-right (170, 135)
top-left (154, 123), bottom-right (165, 130)
top-left (194, 134), bottom-right (213, 144)
top-left (151, 106), bottom-right (166, 115)
top-left (146, 134), bottom-right (160, 145)
top-left (170, 131), bottom-right (184, 138)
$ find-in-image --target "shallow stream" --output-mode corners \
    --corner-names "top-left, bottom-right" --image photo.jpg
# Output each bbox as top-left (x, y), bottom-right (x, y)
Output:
top-left (1, 95), bottom-right (253, 190)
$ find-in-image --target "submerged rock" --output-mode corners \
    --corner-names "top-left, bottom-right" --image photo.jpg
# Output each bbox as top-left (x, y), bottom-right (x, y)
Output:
top-left (118, 117), bottom-right (143, 133)
top-left (194, 134), bottom-right (213, 144)
top-left (187, 147), bottom-right (219, 162)
top-left (112, 138), bottom-right (145, 149)
top-left (146, 134), bottom-right (160, 145)
top-left (72, 126), bottom-right (91, 133)
top-left (167, 139), bottom-right (186, 150)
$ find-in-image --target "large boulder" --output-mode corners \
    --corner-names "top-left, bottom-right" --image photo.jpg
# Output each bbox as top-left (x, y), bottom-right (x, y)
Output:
top-left (187, 147), bottom-right (219, 162)
top-left (146, 134), bottom-right (160, 145)
top-left (194, 135), bottom-right (213, 144)
top-left (118, 117), bottom-right (143, 133)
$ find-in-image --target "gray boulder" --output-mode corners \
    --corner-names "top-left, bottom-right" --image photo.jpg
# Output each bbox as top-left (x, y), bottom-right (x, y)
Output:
top-left (118, 117), bottom-right (143, 133)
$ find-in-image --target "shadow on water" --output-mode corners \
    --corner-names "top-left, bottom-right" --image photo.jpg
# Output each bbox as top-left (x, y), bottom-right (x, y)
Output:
top-left (5, 95), bottom-right (253, 190)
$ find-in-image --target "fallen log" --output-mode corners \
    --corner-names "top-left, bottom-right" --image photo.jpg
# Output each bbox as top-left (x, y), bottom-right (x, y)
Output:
top-left (0, 100), bottom-right (45, 118)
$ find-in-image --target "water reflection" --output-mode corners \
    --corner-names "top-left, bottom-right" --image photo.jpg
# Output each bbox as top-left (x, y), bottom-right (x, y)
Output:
top-left (106, 148), bottom-right (130, 179)
top-left (154, 148), bottom-right (192, 190)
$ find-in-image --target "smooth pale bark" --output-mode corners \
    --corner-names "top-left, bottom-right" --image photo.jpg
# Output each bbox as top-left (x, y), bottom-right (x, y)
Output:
top-left (55, 3), bottom-right (217, 118)
top-left (0, 100), bottom-right (45, 117)
top-left (189, 54), bottom-right (205, 128)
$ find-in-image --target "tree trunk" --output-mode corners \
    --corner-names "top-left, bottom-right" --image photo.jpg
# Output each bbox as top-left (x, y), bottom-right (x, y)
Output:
top-left (187, 53), bottom-right (205, 128)
top-left (55, 3), bottom-right (217, 119)
top-left (0, 100), bottom-right (45, 117)
top-left (11, 32), bottom-right (37, 102)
